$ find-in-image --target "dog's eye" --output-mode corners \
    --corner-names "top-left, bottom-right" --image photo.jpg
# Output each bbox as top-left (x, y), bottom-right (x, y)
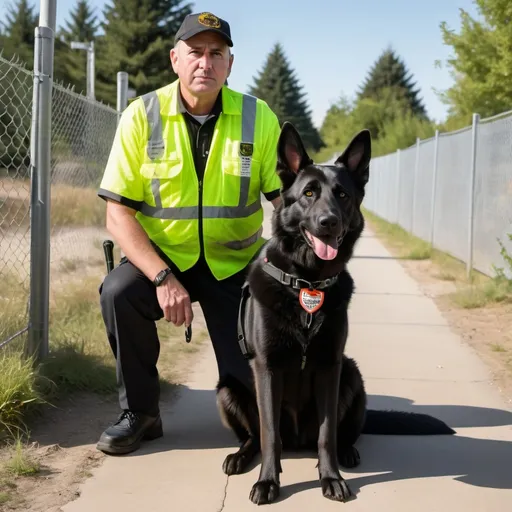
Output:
top-left (339, 191), bottom-right (346, 198)
top-left (304, 190), bottom-right (313, 197)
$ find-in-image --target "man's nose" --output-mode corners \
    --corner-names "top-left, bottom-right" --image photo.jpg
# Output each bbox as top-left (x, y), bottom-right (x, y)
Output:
top-left (199, 53), bottom-right (213, 69)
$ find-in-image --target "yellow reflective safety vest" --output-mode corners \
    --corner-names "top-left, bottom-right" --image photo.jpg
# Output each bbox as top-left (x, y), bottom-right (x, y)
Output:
top-left (103, 80), bottom-right (281, 281)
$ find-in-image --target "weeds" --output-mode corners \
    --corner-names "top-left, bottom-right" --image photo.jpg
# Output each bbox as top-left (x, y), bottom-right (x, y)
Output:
top-left (362, 208), bottom-right (431, 260)
top-left (1, 271), bottom-right (206, 443)
top-left (363, 208), bottom-right (512, 309)
top-left (3, 439), bottom-right (40, 477)
top-left (0, 178), bottom-right (105, 230)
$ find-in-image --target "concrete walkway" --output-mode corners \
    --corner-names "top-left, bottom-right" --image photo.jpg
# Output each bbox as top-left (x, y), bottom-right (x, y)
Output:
top-left (63, 203), bottom-right (512, 511)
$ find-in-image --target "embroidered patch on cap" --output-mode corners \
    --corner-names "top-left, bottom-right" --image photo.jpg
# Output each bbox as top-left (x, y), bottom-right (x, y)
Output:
top-left (198, 12), bottom-right (221, 28)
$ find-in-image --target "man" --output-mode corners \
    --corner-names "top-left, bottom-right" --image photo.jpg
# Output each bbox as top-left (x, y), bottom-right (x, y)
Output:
top-left (95, 12), bottom-right (282, 455)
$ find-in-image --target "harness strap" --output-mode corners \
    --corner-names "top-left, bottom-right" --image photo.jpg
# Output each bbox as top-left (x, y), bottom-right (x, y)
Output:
top-left (237, 282), bottom-right (252, 359)
top-left (262, 259), bottom-right (339, 290)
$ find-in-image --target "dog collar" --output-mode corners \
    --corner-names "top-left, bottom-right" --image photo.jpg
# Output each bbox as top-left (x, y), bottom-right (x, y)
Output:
top-left (262, 258), bottom-right (338, 290)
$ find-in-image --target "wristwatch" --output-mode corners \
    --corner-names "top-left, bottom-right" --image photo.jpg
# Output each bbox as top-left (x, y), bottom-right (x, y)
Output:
top-left (153, 267), bottom-right (173, 287)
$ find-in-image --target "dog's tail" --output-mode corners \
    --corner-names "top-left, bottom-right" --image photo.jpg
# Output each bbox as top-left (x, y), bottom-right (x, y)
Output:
top-left (362, 410), bottom-right (455, 435)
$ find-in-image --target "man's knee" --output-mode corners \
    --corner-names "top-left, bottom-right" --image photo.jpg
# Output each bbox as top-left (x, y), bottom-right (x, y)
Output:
top-left (99, 262), bottom-right (149, 312)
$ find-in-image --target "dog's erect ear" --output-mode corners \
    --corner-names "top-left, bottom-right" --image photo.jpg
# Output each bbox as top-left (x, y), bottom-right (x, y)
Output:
top-left (335, 129), bottom-right (371, 185)
top-left (277, 122), bottom-right (313, 176)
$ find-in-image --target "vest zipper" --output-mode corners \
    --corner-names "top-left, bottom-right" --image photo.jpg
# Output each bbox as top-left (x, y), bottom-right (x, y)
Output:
top-left (198, 179), bottom-right (204, 258)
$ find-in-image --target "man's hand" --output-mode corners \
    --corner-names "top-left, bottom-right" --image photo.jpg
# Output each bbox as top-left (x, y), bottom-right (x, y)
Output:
top-left (156, 274), bottom-right (194, 327)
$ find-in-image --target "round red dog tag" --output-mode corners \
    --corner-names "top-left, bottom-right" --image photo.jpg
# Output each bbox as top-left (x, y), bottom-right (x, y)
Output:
top-left (299, 289), bottom-right (324, 313)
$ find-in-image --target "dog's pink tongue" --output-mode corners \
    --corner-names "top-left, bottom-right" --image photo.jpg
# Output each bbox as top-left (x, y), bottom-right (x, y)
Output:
top-left (308, 232), bottom-right (338, 260)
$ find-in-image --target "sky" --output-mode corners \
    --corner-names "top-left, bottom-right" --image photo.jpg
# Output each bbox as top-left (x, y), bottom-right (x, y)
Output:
top-left (2, 0), bottom-right (480, 128)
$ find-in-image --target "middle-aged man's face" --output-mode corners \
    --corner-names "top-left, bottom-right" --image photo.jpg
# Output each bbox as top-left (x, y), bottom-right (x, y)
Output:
top-left (170, 31), bottom-right (233, 96)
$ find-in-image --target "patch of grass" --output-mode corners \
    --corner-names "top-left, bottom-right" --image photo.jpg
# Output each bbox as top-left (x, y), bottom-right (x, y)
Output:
top-left (3, 439), bottom-right (40, 477)
top-left (362, 207), bottom-right (512, 310)
top-left (449, 278), bottom-right (512, 309)
top-left (435, 271), bottom-right (457, 282)
top-left (0, 353), bottom-right (44, 441)
top-left (0, 274), bottom-right (29, 345)
top-left (51, 184), bottom-right (106, 228)
top-left (0, 196), bottom-right (29, 230)
top-left (362, 208), bottom-right (431, 260)
top-left (1, 271), bottom-right (208, 443)
top-left (491, 343), bottom-right (507, 353)
top-left (0, 178), bottom-right (106, 229)
top-left (59, 258), bottom-right (81, 273)
top-left (0, 490), bottom-right (11, 504)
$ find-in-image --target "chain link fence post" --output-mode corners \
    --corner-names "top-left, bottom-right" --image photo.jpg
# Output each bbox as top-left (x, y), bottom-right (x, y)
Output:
top-left (394, 148), bottom-right (401, 224)
top-left (117, 71), bottom-right (129, 122)
top-left (467, 113), bottom-right (480, 280)
top-left (27, 0), bottom-right (56, 361)
top-left (429, 129), bottom-right (439, 247)
top-left (412, 137), bottom-right (420, 234)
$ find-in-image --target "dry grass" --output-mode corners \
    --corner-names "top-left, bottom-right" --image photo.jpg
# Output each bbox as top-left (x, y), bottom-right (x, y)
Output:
top-left (0, 178), bottom-right (106, 230)
top-left (0, 270), bottom-right (207, 444)
top-left (362, 208), bottom-right (512, 309)
top-left (361, 208), bottom-right (432, 260)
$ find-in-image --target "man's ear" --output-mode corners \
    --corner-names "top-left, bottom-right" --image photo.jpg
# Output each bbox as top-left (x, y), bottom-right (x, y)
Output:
top-left (276, 122), bottom-right (313, 189)
top-left (335, 129), bottom-right (371, 186)
top-left (170, 47), bottom-right (179, 73)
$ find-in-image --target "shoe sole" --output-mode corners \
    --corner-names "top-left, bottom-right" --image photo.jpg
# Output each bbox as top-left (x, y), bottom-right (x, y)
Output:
top-left (96, 418), bottom-right (163, 455)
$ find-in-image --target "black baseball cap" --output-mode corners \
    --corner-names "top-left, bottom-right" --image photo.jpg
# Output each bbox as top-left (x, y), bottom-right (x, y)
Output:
top-left (175, 12), bottom-right (233, 47)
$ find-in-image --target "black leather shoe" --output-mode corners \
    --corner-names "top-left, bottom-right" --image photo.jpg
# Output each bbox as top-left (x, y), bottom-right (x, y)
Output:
top-left (96, 410), bottom-right (163, 455)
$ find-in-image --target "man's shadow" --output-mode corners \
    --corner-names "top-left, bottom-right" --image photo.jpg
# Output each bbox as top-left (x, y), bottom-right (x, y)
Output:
top-left (124, 386), bottom-right (512, 495)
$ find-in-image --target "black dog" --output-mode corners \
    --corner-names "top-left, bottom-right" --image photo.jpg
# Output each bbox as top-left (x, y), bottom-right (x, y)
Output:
top-left (216, 122), bottom-right (454, 505)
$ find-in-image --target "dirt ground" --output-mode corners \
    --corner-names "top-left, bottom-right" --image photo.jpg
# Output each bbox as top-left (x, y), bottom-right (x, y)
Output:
top-left (0, 304), bottom-right (208, 512)
top-left (398, 257), bottom-right (512, 405)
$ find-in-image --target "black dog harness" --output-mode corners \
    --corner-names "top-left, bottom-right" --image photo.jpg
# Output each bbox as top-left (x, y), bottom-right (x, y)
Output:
top-left (237, 258), bottom-right (339, 369)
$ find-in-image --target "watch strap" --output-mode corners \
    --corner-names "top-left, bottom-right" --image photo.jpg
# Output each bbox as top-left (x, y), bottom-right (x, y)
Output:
top-left (153, 267), bottom-right (173, 287)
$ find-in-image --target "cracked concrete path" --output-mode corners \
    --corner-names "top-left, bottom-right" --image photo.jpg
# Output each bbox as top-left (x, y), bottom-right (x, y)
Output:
top-left (62, 202), bottom-right (512, 511)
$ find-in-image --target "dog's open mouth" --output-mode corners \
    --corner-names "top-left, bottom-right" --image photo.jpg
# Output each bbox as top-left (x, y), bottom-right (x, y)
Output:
top-left (302, 227), bottom-right (339, 260)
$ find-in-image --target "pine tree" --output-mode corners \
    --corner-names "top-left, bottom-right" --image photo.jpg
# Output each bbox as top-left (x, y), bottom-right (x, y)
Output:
top-left (249, 43), bottom-right (324, 152)
top-left (357, 47), bottom-right (427, 119)
top-left (1, 0), bottom-right (38, 66)
top-left (94, 0), bottom-right (192, 106)
top-left (54, 0), bottom-right (100, 91)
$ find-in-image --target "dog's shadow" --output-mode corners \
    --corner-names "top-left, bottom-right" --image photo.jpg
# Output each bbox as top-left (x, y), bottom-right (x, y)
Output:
top-left (125, 388), bottom-right (512, 498)
top-left (279, 393), bottom-right (512, 499)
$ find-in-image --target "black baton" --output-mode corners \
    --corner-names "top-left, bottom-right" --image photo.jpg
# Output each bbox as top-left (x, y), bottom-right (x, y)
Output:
top-left (103, 239), bottom-right (114, 274)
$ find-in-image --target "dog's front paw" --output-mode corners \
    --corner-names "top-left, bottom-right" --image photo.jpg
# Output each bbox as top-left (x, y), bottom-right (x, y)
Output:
top-left (321, 477), bottom-right (353, 502)
top-left (222, 453), bottom-right (250, 475)
top-left (338, 445), bottom-right (360, 468)
top-left (249, 480), bottom-right (280, 505)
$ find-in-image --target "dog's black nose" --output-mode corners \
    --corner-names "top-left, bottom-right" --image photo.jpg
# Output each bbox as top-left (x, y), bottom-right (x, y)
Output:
top-left (319, 214), bottom-right (339, 229)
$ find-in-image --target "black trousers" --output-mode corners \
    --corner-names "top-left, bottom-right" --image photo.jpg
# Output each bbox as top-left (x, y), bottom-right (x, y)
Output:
top-left (99, 248), bottom-right (253, 416)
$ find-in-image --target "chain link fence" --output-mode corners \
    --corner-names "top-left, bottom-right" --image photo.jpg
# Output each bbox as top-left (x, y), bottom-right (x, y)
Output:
top-left (0, 54), bottom-right (33, 347)
top-left (0, 51), bottom-right (119, 348)
top-left (363, 112), bottom-right (512, 279)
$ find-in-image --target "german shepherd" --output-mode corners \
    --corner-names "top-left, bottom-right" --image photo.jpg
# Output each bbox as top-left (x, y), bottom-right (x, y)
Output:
top-left (215, 122), bottom-right (455, 505)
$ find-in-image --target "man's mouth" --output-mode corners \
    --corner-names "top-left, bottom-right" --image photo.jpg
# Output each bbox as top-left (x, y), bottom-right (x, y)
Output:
top-left (301, 227), bottom-right (340, 260)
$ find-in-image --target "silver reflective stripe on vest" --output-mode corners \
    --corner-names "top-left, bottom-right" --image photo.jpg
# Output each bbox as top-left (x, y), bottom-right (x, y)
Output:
top-left (139, 199), bottom-right (261, 220)
top-left (143, 92), bottom-right (164, 160)
top-left (239, 94), bottom-right (257, 207)
top-left (140, 91), bottom-right (260, 229)
top-left (143, 92), bottom-right (165, 208)
top-left (220, 226), bottom-right (263, 250)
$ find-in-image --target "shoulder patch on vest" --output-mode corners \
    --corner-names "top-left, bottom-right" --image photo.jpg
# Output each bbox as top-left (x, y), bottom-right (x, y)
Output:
top-left (239, 142), bottom-right (253, 157)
